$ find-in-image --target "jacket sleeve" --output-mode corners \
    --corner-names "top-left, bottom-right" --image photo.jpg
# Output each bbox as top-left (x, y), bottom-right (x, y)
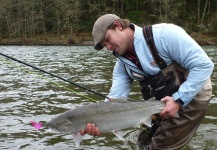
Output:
top-left (106, 59), bottom-right (133, 100)
top-left (154, 24), bottom-right (214, 107)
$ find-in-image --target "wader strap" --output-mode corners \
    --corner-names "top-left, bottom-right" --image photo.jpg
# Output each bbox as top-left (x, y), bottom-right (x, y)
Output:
top-left (143, 26), bottom-right (167, 70)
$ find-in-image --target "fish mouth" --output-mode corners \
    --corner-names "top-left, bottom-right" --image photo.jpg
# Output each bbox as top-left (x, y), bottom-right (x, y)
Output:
top-left (46, 123), bottom-right (59, 132)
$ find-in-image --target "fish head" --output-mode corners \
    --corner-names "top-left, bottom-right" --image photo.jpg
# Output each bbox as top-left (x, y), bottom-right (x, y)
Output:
top-left (46, 118), bottom-right (75, 133)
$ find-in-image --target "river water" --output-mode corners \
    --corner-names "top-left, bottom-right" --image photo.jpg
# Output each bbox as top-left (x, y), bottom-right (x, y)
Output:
top-left (0, 46), bottom-right (216, 150)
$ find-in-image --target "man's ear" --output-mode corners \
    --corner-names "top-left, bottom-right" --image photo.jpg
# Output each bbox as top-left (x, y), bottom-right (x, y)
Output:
top-left (113, 20), bottom-right (123, 30)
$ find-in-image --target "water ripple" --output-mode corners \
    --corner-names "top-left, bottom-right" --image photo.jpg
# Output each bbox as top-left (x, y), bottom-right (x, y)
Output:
top-left (0, 46), bottom-right (216, 150)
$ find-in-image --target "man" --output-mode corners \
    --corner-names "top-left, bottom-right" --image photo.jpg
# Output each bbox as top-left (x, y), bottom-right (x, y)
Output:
top-left (80, 14), bottom-right (214, 149)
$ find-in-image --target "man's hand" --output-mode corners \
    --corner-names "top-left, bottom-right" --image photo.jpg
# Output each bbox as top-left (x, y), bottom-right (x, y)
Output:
top-left (160, 96), bottom-right (180, 118)
top-left (80, 98), bottom-right (113, 136)
top-left (79, 123), bottom-right (101, 136)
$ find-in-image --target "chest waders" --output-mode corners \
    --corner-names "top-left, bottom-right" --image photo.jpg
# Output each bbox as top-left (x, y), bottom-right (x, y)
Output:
top-left (139, 26), bottom-right (188, 147)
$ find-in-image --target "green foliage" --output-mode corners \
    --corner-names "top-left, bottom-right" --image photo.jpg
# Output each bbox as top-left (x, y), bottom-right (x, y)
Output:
top-left (0, 0), bottom-right (217, 39)
top-left (127, 11), bottom-right (146, 25)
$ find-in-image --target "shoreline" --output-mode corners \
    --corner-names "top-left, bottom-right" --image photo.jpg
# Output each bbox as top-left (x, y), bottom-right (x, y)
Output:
top-left (0, 41), bottom-right (94, 46)
top-left (0, 32), bottom-right (216, 46)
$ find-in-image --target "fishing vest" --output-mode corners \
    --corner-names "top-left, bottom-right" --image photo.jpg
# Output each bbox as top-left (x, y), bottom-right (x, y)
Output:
top-left (114, 25), bottom-right (188, 100)
top-left (113, 52), bottom-right (148, 81)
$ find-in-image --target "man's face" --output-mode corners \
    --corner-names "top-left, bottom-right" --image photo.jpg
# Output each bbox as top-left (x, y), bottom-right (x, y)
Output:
top-left (101, 25), bottom-right (130, 55)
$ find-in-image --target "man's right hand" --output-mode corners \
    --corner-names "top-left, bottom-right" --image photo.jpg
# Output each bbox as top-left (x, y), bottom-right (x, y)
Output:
top-left (80, 98), bottom-right (112, 136)
top-left (79, 123), bottom-right (101, 136)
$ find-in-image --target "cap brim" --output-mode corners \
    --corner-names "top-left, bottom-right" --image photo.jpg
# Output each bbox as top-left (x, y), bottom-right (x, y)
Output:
top-left (94, 43), bottom-right (103, 50)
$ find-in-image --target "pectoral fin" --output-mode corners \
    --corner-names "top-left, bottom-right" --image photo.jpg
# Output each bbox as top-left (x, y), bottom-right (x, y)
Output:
top-left (174, 113), bottom-right (180, 118)
top-left (142, 117), bottom-right (152, 127)
top-left (112, 130), bottom-right (124, 141)
top-left (72, 132), bottom-right (83, 148)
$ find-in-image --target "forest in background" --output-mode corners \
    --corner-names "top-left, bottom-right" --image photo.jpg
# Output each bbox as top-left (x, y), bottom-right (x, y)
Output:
top-left (0, 0), bottom-right (217, 45)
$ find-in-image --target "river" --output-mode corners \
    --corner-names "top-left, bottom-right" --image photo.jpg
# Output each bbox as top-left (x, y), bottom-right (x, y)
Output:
top-left (0, 46), bottom-right (216, 150)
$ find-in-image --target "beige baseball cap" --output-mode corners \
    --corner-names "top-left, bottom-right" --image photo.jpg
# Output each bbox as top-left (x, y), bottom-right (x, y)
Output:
top-left (92, 14), bottom-right (120, 50)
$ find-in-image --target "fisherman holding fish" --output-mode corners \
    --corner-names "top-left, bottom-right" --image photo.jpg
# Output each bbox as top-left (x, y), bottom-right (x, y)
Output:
top-left (80, 14), bottom-right (214, 149)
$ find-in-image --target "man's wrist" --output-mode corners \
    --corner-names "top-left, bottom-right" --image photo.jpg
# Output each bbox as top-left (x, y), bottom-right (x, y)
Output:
top-left (175, 98), bottom-right (184, 107)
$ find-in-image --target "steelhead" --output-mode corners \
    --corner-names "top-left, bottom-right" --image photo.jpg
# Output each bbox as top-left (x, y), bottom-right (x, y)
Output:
top-left (46, 100), bottom-right (165, 148)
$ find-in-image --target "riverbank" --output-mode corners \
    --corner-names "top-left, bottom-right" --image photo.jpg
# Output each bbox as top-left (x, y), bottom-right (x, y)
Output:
top-left (190, 32), bottom-right (217, 46)
top-left (0, 32), bottom-right (217, 46)
top-left (0, 32), bottom-right (94, 46)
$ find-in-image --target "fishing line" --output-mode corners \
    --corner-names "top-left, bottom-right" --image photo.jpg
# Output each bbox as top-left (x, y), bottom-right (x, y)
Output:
top-left (0, 53), bottom-right (106, 101)
top-left (0, 56), bottom-right (98, 102)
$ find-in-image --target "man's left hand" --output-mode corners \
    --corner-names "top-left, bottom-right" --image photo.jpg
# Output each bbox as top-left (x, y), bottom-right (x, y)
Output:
top-left (160, 96), bottom-right (180, 119)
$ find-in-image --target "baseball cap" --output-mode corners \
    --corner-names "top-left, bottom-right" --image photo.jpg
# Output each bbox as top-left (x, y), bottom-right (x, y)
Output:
top-left (92, 14), bottom-right (120, 50)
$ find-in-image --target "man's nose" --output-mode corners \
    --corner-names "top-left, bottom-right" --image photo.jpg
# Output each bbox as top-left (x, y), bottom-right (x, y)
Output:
top-left (105, 43), bottom-right (112, 51)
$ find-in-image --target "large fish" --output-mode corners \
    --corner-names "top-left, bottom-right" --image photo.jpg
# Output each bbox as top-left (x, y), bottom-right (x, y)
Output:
top-left (46, 100), bottom-right (165, 148)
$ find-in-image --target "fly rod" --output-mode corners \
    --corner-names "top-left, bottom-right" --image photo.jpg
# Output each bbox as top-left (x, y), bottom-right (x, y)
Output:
top-left (0, 52), bottom-right (106, 99)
